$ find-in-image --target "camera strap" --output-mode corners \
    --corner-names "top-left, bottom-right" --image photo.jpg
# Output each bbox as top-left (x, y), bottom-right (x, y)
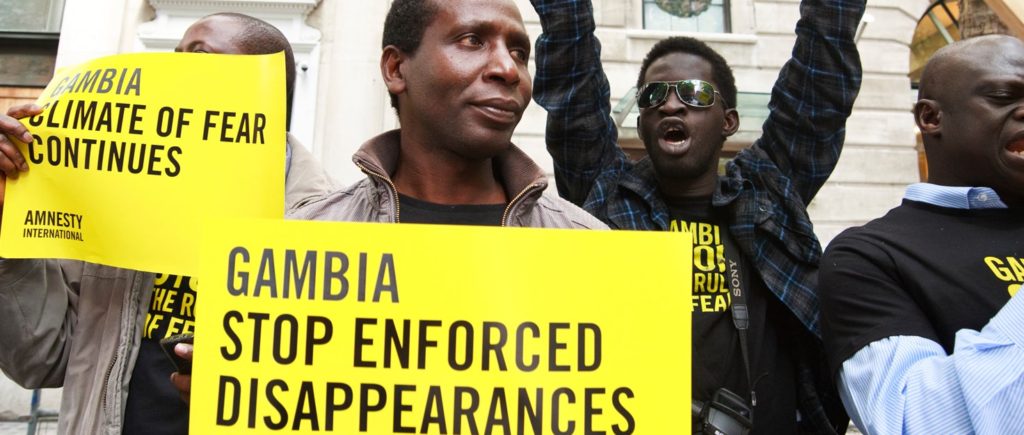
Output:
top-left (722, 233), bottom-right (756, 408)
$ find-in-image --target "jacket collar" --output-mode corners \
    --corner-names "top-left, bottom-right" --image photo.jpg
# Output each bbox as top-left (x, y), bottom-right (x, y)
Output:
top-left (351, 129), bottom-right (549, 204)
top-left (623, 155), bottom-right (747, 204)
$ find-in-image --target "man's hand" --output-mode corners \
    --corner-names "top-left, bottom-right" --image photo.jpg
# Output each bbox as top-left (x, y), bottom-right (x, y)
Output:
top-left (0, 104), bottom-right (41, 179)
top-left (169, 342), bottom-right (193, 403)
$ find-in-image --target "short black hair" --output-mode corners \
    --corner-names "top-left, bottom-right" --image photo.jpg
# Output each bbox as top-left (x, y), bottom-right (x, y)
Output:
top-left (208, 12), bottom-right (297, 128)
top-left (636, 36), bottom-right (736, 109)
top-left (381, 0), bottom-right (440, 112)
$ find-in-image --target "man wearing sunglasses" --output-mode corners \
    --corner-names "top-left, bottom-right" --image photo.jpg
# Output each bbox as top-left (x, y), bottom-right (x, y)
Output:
top-left (531, 0), bottom-right (864, 433)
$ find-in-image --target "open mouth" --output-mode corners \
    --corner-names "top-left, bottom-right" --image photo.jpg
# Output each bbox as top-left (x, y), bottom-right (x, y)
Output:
top-left (663, 126), bottom-right (688, 143)
top-left (659, 121), bottom-right (691, 144)
top-left (1008, 137), bottom-right (1024, 156)
top-left (655, 121), bottom-right (692, 155)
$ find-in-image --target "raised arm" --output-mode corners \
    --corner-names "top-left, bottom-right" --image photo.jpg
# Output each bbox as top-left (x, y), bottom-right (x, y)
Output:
top-left (751, 0), bottom-right (865, 203)
top-left (531, 0), bottom-right (624, 206)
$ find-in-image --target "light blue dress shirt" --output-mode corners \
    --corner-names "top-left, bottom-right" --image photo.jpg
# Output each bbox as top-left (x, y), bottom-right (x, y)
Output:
top-left (838, 183), bottom-right (1023, 434)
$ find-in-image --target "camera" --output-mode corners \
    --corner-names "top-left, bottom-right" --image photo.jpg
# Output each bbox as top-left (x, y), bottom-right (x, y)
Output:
top-left (695, 388), bottom-right (753, 435)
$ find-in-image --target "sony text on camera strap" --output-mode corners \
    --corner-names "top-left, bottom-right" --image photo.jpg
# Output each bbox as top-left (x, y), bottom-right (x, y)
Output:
top-left (722, 233), bottom-right (756, 410)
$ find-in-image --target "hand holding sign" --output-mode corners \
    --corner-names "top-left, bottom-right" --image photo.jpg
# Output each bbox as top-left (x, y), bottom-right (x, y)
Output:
top-left (0, 104), bottom-right (42, 228)
top-left (170, 341), bottom-right (194, 404)
top-left (0, 104), bottom-right (37, 179)
top-left (0, 52), bottom-right (286, 275)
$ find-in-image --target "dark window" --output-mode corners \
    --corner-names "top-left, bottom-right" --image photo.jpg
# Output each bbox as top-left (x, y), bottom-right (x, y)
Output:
top-left (0, 32), bottom-right (60, 87)
top-left (0, 0), bottom-right (65, 87)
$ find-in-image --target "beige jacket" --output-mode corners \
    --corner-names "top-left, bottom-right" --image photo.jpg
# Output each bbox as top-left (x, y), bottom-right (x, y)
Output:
top-left (0, 135), bottom-right (335, 435)
top-left (289, 130), bottom-right (608, 229)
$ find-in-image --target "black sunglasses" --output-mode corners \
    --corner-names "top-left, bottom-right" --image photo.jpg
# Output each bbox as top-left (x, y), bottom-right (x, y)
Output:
top-left (636, 79), bottom-right (726, 110)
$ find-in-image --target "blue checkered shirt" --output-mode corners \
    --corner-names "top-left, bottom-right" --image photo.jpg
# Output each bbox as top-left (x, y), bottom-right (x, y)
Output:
top-left (531, 0), bottom-right (864, 337)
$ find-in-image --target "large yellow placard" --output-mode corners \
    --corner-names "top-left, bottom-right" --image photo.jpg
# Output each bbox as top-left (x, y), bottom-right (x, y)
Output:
top-left (193, 219), bottom-right (693, 434)
top-left (0, 52), bottom-right (285, 276)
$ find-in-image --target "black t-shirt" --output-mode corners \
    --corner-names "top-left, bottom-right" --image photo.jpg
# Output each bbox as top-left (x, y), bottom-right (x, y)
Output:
top-left (666, 196), bottom-right (796, 434)
top-left (398, 193), bottom-right (505, 225)
top-left (123, 274), bottom-right (196, 435)
top-left (820, 200), bottom-right (1023, 375)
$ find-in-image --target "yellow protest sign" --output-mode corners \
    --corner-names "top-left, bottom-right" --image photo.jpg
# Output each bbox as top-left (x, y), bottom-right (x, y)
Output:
top-left (193, 219), bottom-right (692, 434)
top-left (0, 52), bottom-right (286, 276)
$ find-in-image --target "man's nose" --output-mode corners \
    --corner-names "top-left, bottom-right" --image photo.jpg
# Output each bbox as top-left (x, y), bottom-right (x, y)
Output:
top-left (1012, 102), bottom-right (1024, 120)
top-left (484, 45), bottom-right (521, 85)
top-left (658, 86), bottom-right (688, 114)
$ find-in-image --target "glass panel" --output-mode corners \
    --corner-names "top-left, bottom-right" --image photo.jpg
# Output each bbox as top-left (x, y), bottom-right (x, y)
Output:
top-left (908, 0), bottom-right (961, 86)
top-left (731, 91), bottom-right (770, 146)
top-left (0, 0), bottom-right (65, 32)
top-left (643, 0), bottom-right (728, 33)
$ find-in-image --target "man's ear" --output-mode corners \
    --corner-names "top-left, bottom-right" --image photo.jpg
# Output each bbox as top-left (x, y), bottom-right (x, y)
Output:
top-left (914, 99), bottom-right (942, 136)
top-left (722, 108), bottom-right (740, 137)
top-left (381, 45), bottom-right (407, 96)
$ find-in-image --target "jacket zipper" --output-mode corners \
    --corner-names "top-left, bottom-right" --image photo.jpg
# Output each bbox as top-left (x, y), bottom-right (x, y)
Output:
top-left (501, 183), bottom-right (543, 226)
top-left (100, 351), bottom-right (116, 419)
top-left (101, 272), bottom-right (141, 426)
top-left (355, 162), bottom-right (401, 223)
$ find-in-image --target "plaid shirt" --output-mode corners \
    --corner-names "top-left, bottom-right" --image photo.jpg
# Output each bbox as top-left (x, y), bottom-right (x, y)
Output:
top-left (532, 0), bottom-right (864, 337)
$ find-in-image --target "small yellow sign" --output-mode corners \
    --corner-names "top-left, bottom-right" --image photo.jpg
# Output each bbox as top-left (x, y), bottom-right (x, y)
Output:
top-left (192, 218), bottom-right (693, 434)
top-left (0, 52), bottom-right (286, 276)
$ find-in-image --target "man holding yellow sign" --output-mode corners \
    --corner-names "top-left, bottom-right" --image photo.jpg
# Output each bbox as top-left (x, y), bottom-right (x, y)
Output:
top-left (0, 13), bottom-right (335, 435)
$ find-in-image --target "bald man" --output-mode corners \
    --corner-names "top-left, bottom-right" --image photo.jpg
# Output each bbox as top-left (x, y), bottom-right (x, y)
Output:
top-left (819, 35), bottom-right (1024, 434)
top-left (0, 13), bottom-right (334, 434)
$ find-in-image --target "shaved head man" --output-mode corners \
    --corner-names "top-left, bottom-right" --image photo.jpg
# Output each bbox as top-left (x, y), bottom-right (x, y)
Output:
top-left (820, 34), bottom-right (1024, 435)
top-left (915, 35), bottom-right (1024, 206)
